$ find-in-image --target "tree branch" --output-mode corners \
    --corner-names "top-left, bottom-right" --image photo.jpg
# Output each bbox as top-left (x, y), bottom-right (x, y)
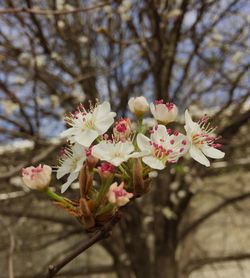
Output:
top-left (179, 192), bottom-right (250, 241)
top-left (46, 213), bottom-right (121, 278)
top-left (0, 2), bottom-right (110, 15)
top-left (186, 253), bottom-right (250, 274)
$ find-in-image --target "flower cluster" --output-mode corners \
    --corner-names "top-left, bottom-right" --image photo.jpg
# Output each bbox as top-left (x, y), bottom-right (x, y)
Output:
top-left (21, 96), bottom-right (225, 231)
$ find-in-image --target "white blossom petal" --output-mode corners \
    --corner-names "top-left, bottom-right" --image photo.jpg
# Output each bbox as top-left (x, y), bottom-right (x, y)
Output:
top-left (92, 141), bottom-right (112, 160)
top-left (56, 160), bottom-right (71, 179)
top-left (95, 101), bottom-right (111, 118)
top-left (189, 145), bottom-right (210, 167)
top-left (151, 125), bottom-right (168, 143)
top-left (92, 140), bottom-right (135, 166)
top-left (60, 127), bottom-right (78, 138)
top-left (61, 171), bottom-right (79, 193)
top-left (142, 156), bottom-right (165, 170)
top-left (149, 103), bottom-right (156, 117)
top-left (184, 110), bottom-right (201, 135)
top-left (95, 115), bottom-right (116, 134)
top-left (137, 134), bottom-right (151, 151)
top-left (202, 145), bottom-right (225, 159)
top-left (119, 141), bottom-right (134, 154)
top-left (75, 129), bottom-right (98, 147)
top-left (109, 157), bottom-right (127, 166)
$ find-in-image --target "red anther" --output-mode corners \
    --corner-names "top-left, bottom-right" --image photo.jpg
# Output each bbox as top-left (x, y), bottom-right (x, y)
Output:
top-left (170, 139), bottom-right (175, 145)
top-left (173, 131), bottom-right (179, 136)
top-left (166, 149), bottom-right (173, 155)
top-left (181, 140), bottom-right (187, 145)
top-left (116, 123), bottom-right (127, 133)
top-left (165, 102), bottom-right (174, 111)
top-left (167, 128), bottom-right (172, 134)
top-left (179, 147), bottom-right (184, 153)
top-left (154, 99), bottom-right (164, 105)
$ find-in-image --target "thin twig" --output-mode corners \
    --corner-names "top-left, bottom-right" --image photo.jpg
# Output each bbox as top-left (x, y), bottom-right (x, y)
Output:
top-left (46, 213), bottom-right (121, 278)
top-left (0, 2), bottom-right (109, 15)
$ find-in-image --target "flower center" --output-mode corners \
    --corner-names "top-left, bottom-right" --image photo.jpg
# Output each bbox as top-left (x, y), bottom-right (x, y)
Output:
top-left (150, 141), bottom-right (172, 162)
top-left (113, 188), bottom-right (128, 198)
top-left (192, 116), bottom-right (221, 148)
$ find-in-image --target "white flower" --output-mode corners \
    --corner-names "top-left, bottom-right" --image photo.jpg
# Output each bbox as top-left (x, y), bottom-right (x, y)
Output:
top-left (150, 100), bottom-right (178, 124)
top-left (57, 144), bottom-right (86, 193)
top-left (61, 101), bottom-right (116, 147)
top-left (128, 96), bottom-right (149, 116)
top-left (136, 125), bottom-right (190, 170)
top-left (107, 182), bottom-right (133, 207)
top-left (92, 140), bottom-right (135, 166)
top-left (22, 164), bottom-right (52, 191)
top-left (184, 110), bottom-right (225, 167)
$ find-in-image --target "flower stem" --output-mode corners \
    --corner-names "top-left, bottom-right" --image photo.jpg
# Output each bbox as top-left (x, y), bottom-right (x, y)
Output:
top-left (118, 165), bottom-right (130, 179)
top-left (46, 188), bottom-right (75, 210)
top-left (96, 203), bottom-right (115, 216)
top-left (94, 180), bottom-right (111, 211)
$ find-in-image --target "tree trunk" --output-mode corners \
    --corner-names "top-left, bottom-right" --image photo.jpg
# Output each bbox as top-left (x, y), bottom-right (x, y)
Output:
top-left (120, 203), bottom-right (153, 278)
top-left (154, 214), bottom-right (178, 278)
top-left (153, 173), bottom-right (178, 278)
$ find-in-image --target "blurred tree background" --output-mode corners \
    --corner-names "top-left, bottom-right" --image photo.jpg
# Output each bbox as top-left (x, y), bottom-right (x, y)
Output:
top-left (0, 0), bottom-right (250, 277)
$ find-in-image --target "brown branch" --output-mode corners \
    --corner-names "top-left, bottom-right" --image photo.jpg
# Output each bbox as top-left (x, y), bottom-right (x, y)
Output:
top-left (0, 209), bottom-right (77, 226)
top-left (25, 0), bottom-right (51, 55)
top-left (186, 253), bottom-right (250, 274)
top-left (219, 108), bottom-right (250, 140)
top-left (179, 192), bottom-right (250, 241)
top-left (0, 266), bottom-right (114, 278)
top-left (0, 81), bottom-right (34, 134)
top-left (0, 143), bottom-right (60, 179)
top-left (0, 2), bottom-right (110, 15)
top-left (162, 0), bottom-right (189, 99)
top-left (46, 213), bottom-right (121, 278)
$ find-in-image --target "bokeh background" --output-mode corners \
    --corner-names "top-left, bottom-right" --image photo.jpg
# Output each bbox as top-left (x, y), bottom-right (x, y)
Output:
top-left (0, 0), bottom-right (250, 277)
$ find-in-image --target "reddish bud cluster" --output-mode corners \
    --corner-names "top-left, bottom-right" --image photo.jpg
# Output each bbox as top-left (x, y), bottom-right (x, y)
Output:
top-left (98, 162), bottom-right (116, 179)
top-left (113, 118), bottom-right (131, 142)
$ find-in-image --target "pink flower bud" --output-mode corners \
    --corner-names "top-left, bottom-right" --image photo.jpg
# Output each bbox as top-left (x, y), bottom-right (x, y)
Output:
top-left (113, 118), bottom-right (131, 142)
top-left (22, 164), bottom-right (52, 191)
top-left (150, 101), bottom-right (178, 124)
top-left (98, 162), bottom-right (116, 179)
top-left (128, 96), bottom-right (149, 116)
top-left (106, 182), bottom-right (133, 207)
